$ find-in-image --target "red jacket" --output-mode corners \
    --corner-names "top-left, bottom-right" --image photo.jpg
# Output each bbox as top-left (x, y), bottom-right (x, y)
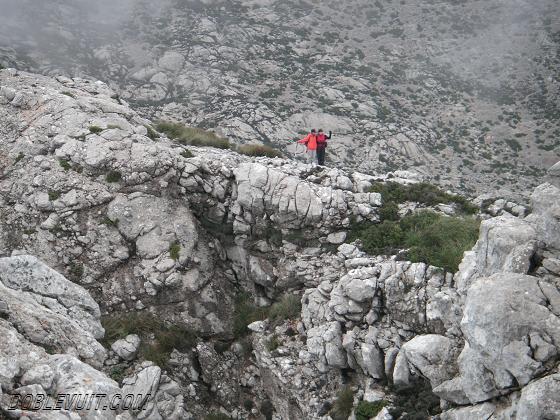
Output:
top-left (317, 133), bottom-right (328, 148)
top-left (298, 133), bottom-right (318, 150)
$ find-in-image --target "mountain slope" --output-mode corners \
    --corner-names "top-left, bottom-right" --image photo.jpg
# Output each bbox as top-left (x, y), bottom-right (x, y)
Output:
top-left (0, 0), bottom-right (559, 196)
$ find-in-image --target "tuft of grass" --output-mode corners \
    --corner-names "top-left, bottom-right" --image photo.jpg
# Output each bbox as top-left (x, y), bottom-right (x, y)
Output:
top-left (238, 144), bottom-right (282, 158)
top-left (233, 293), bottom-right (269, 339)
top-left (89, 125), bottom-right (103, 134)
top-left (48, 190), bottom-right (61, 201)
top-left (349, 211), bottom-right (479, 272)
top-left (156, 121), bottom-right (230, 149)
top-left (180, 149), bottom-right (194, 158)
top-left (145, 125), bottom-right (159, 141)
top-left (61, 91), bottom-right (75, 98)
top-left (330, 387), bottom-right (355, 420)
top-left (14, 152), bottom-right (24, 164)
top-left (356, 400), bottom-right (387, 420)
top-left (169, 242), bottom-right (181, 260)
top-left (268, 294), bottom-right (301, 322)
top-left (105, 170), bottom-right (122, 183)
top-left (265, 334), bottom-right (281, 352)
top-left (59, 158), bottom-right (72, 171)
top-left (101, 216), bottom-right (119, 227)
top-left (371, 182), bottom-right (478, 215)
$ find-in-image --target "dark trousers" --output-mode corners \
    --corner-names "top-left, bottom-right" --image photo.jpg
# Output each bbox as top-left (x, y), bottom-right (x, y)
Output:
top-left (317, 146), bottom-right (326, 165)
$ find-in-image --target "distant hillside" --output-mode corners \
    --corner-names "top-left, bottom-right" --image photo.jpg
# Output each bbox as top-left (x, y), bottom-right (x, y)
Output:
top-left (0, 0), bottom-right (558, 197)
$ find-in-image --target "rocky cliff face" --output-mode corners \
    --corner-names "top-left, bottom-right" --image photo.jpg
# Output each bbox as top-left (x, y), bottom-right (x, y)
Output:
top-left (1, 0), bottom-right (559, 196)
top-left (0, 68), bottom-right (559, 419)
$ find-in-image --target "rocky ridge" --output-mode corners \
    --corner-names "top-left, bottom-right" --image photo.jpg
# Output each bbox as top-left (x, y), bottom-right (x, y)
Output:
top-left (0, 68), bottom-right (559, 419)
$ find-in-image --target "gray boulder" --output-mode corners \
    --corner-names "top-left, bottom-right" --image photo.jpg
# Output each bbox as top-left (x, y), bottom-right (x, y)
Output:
top-left (435, 273), bottom-right (560, 404)
top-left (516, 373), bottom-right (560, 420)
top-left (526, 182), bottom-right (560, 250)
top-left (455, 216), bottom-right (537, 292)
top-left (111, 334), bottom-right (141, 361)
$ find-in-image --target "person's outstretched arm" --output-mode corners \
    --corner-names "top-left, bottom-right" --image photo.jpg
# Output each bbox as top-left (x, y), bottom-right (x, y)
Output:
top-left (327, 131), bottom-right (332, 139)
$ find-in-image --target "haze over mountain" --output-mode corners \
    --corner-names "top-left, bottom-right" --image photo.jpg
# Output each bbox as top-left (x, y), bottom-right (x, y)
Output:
top-left (1, 0), bottom-right (559, 197)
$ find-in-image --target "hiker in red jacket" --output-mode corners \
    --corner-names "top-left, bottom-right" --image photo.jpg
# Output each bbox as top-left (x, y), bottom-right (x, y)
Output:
top-left (316, 129), bottom-right (332, 166)
top-left (298, 129), bottom-right (318, 166)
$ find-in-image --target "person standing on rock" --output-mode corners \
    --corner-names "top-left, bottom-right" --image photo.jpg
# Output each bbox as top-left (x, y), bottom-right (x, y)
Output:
top-left (298, 129), bottom-right (319, 166)
top-left (316, 129), bottom-right (332, 166)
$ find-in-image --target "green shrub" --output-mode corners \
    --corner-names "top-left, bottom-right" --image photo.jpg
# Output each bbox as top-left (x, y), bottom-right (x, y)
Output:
top-left (238, 144), bottom-right (282, 158)
top-left (109, 365), bottom-right (127, 384)
top-left (48, 190), bottom-right (61, 201)
top-left (180, 149), bottom-right (194, 158)
top-left (330, 387), bottom-right (355, 420)
top-left (265, 334), bottom-right (281, 351)
top-left (379, 200), bottom-right (400, 221)
top-left (268, 294), bottom-right (301, 322)
top-left (232, 293), bottom-right (269, 339)
top-left (105, 170), bottom-right (122, 183)
top-left (356, 400), bottom-right (387, 420)
top-left (145, 125), bottom-right (159, 141)
top-left (370, 182), bottom-right (478, 215)
top-left (14, 152), bottom-right (24, 164)
top-left (156, 121), bottom-right (230, 149)
top-left (169, 242), bottom-right (181, 260)
top-left (101, 312), bottom-right (197, 368)
top-left (59, 158), bottom-right (72, 171)
top-left (349, 211), bottom-right (479, 272)
top-left (89, 125), bottom-right (103, 134)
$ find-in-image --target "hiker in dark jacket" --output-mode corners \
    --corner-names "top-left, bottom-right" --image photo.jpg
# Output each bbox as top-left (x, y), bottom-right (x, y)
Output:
top-left (316, 129), bottom-right (332, 166)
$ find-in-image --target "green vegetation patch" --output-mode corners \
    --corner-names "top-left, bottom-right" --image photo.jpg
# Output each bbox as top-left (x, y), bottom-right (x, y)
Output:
top-left (105, 170), bottom-right (122, 183)
top-left (268, 294), bottom-right (301, 322)
top-left (265, 334), bottom-right (281, 351)
top-left (89, 125), bottom-right (103, 134)
top-left (238, 144), bottom-right (282, 158)
top-left (48, 190), bottom-right (61, 201)
top-left (156, 121), bottom-right (230, 149)
top-left (370, 181), bottom-right (478, 215)
top-left (233, 293), bottom-right (301, 339)
top-left (145, 125), bottom-right (159, 141)
top-left (330, 387), bottom-right (355, 420)
top-left (356, 400), bottom-right (387, 420)
top-left (101, 312), bottom-right (197, 368)
top-left (349, 211), bottom-right (479, 272)
top-left (169, 241), bottom-right (181, 260)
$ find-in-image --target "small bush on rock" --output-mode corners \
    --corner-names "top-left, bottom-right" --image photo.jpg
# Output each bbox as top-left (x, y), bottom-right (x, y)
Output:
top-left (105, 170), bottom-right (122, 183)
top-left (232, 293), bottom-right (269, 339)
top-left (156, 121), bottom-right (230, 149)
top-left (89, 125), bottom-right (103, 134)
top-left (265, 334), bottom-right (281, 351)
top-left (101, 312), bottom-right (197, 368)
top-left (330, 387), bottom-right (355, 420)
top-left (238, 144), bottom-right (282, 158)
top-left (169, 241), bottom-right (181, 260)
top-left (356, 400), bottom-right (387, 420)
top-left (268, 294), bottom-right (301, 322)
top-left (370, 181), bottom-right (478, 215)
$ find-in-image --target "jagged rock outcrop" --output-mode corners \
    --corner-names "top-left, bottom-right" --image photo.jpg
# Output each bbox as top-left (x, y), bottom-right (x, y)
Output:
top-left (0, 68), bottom-right (559, 419)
